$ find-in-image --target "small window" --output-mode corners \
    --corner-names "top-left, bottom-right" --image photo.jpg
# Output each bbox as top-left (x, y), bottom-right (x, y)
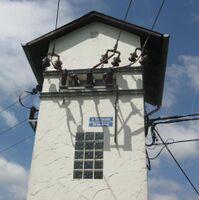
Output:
top-left (74, 170), bottom-right (82, 179)
top-left (84, 171), bottom-right (93, 179)
top-left (74, 161), bottom-right (83, 169)
top-left (94, 171), bottom-right (103, 179)
top-left (85, 151), bottom-right (94, 159)
top-left (75, 151), bottom-right (84, 159)
top-left (73, 132), bottom-right (104, 179)
top-left (95, 151), bottom-right (103, 159)
top-left (86, 132), bottom-right (94, 140)
top-left (75, 142), bottom-right (84, 150)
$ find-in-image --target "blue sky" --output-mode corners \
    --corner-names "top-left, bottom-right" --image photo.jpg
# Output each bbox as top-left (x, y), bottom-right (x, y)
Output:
top-left (0, 0), bottom-right (199, 199)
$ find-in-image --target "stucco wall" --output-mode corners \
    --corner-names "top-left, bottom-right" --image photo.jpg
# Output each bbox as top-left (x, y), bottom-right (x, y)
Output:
top-left (26, 22), bottom-right (147, 200)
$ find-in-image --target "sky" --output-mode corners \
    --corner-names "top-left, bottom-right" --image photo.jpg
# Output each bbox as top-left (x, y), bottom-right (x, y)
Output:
top-left (0, 0), bottom-right (199, 199)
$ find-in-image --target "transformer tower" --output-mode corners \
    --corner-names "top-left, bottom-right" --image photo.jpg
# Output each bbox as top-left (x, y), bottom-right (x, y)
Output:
top-left (23, 11), bottom-right (169, 200)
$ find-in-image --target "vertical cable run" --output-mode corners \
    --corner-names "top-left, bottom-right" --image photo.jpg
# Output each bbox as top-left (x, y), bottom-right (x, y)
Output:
top-left (52, 0), bottom-right (61, 55)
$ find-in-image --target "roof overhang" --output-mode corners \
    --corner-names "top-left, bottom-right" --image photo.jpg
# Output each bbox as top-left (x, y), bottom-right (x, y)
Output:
top-left (22, 11), bottom-right (169, 106)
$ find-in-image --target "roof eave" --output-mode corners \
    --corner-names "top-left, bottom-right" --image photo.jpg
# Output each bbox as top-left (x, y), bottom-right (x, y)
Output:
top-left (157, 34), bottom-right (170, 106)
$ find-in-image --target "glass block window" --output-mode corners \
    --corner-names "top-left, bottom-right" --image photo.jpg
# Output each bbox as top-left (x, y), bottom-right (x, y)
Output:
top-left (73, 132), bottom-right (104, 179)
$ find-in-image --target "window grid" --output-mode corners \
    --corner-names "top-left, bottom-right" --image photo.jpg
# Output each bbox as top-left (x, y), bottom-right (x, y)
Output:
top-left (74, 132), bottom-right (104, 179)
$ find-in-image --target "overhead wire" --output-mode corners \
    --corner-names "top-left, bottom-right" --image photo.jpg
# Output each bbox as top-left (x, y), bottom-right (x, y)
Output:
top-left (0, 118), bottom-right (27, 136)
top-left (0, 94), bottom-right (30, 114)
top-left (52, 0), bottom-right (61, 55)
top-left (149, 145), bottom-right (165, 160)
top-left (146, 149), bottom-right (151, 170)
top-left (153, 126), bottom-right (199, 196)
top-left (150, 113), bottom-right (199, 123)
top-left (154, 138), bottom-right (199, 146)
top-left (153, 117), bottom-right (199, 126)
top-left (151, 0), bottom-right (166, 30)
top-left (129, 0), bottom-right (167, 66)
top-left (0, 134), bottom-right (34, 155)
top-left (114, 0), bottom-right (134, 50)
top-left (92, 0), bottom-right (134, 69)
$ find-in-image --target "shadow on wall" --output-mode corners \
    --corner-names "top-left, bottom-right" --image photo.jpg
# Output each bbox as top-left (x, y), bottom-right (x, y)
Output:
top-left (50, 94), bottom-right (144, 152)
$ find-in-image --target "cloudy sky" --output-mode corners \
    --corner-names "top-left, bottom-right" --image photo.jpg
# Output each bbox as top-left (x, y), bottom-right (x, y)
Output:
top-left (0, 0), bottom-right (199, 199)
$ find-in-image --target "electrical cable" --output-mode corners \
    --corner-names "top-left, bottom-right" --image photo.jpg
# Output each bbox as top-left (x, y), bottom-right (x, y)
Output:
top-left (153, 117), bottom-right (199, 126)
top-left (91, 0), bottom-right (134, 70)
top-left (149, 145), bottom-right (165, 160)
top-left (154, 127), bottom-right (199, 196)
top-left (92, 53), bottom-right (115, 69)
top-left (154, 138), bottom-right (199, 146)
top-left (146, 149), bottom-right (151, 170)
top-left (0, 135), bottom-right (34, 155)
top-left (52, 0), bottom-right (61, 55)
top-left (0, 94), bottom-right (30, 115)
top-left (114, 85), bottom-right (119, 144)
top-left (19, 90), bottom-right (39, 110)
top-left (0, 118), bottom-right (27, 136)
top-left (129, 0), bottom-right (167, 66)
top-left (151, 0), bottom-right (166, 30)
top-left (114, 0), bottom-right (134, 50)
top-left (150, 113), bottom-right (199, 124)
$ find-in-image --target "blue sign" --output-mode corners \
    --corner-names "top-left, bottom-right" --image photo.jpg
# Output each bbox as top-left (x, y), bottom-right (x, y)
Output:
top-left (89, 117), bottom-right (113, 127)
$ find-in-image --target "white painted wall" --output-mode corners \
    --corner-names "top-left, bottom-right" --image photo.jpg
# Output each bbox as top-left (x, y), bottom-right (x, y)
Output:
top-left (47, 22), bottom-right (141, 70)
top-left (27, 22), bottom-right (147, 200)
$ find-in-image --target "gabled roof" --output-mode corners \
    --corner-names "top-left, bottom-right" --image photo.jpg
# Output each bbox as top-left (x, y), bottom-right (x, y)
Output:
top-left (22, 11), bottom-right (169, 106)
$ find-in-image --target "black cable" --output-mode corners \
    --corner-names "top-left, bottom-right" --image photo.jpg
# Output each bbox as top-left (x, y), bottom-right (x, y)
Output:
top-left (154, 117), bottom-right (199, 126)
top-left (146, 149), bottom-right (151, 170)
top-left (151, 0), bottom-right (166, 30)
top-left (150, 113), bottom-right (199, 124)
top-left (114, 85), bottom-right (119, 144)
top-left (147, 138), bottom-right (174, 160)
top-left (149, 145), bottom-right (166, 160)
top-left (154, 127), bottom-right (199, 196)
top-left (155, 138), bottom-right (199, 146)
top-left (129, 0), bottom-right (166, 66)
top-left (19, 91), bottom-right (38, 110)
top-left (114, 0), bottom-right (134, 50)
top-left (0, 118), bottom-right (27, 136)
top-left (52, 0), bottom-right (61, 54)
top-left (0, 135), bottom-right (34, 154)
top-left (0, 94), bottom-right (30, 114)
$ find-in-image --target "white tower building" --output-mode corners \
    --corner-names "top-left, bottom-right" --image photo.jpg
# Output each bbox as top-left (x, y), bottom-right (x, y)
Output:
top-left (23, 11), bottom-right (169, 200)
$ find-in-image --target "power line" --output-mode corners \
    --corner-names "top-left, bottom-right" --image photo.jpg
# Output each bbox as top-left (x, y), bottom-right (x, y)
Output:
top-left (154, 117), bottom-right (199, 126)
top-left (146, 149), bottom-right (151, 170)
top-left (150, 113), bottom-right (199, 123)
top-left (0, 94), bottom-right (30, 115)
top-left (151, 0), bottom-right (166, 30)
top-left (114, 0), bottom-right (134, 50)
top-left (129, 0), bottom-right (167, 66)
top-left (154, 127), bottom-right (199, 196)
top-left (155, 138), bottom-right (199, 146)
top-left (0, 135), bottom-right (34, 155)
top-left (52, 0), bottom-right (61, 54)
top-left (147, 138), bottom-right (174, 160)
top-left (149, 145), bottom-right (166, 160)
top-left (0, 118), bottom-right (27, 136)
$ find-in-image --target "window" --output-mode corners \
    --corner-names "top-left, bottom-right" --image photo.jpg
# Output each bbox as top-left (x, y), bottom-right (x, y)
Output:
top-left (73, 132), bottom-right (104, 179)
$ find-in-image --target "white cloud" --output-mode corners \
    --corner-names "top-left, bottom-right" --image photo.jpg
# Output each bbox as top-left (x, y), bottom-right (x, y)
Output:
top-left (149, 177), bottom-right (181, 193)
top-left (0, 107), bottom-right (18, 127)
top-left (163, 55), bottom-right (199, 108)
top-left (0, 0), bottom-right (75, 103)
top-left (0, 0), bottom-right (105, 103)
top-left (150, 193), bottom-right (178, 200)
top-left (148, 122), bottom-right (199, 160)
top-left (0, 157), bottom-right (29, 200)
top-left (149, 178), bottom-right (180, 200)
top-left (180, 55), bottom-right (199, 89)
